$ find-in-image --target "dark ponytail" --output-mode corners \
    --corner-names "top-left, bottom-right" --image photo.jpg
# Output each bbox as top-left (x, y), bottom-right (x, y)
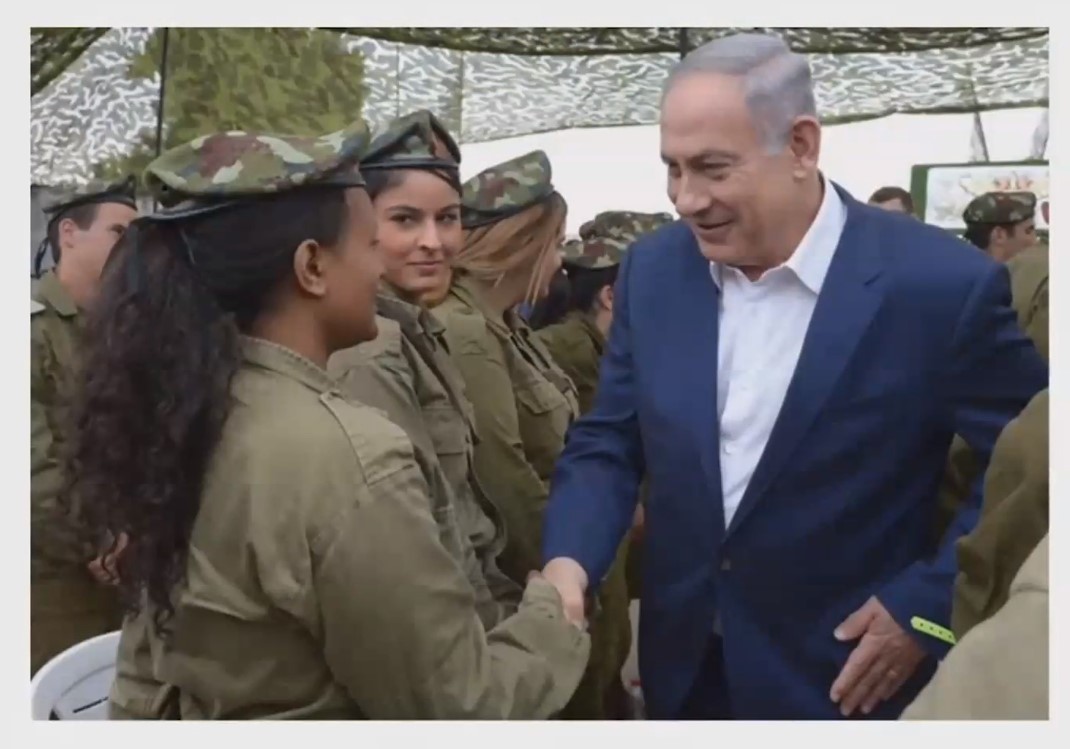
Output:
top-left (529, 264), bottom-right (618, 330)
top-left (63, 188), bottom-right (349, 633)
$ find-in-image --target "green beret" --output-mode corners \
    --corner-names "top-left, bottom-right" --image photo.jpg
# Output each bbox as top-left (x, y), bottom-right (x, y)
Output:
top-left (143, 119), bottom-right (371, 218)
top-left (43, 175), bottom-right (138, 217)
top-left (461, 150), bottom-right (555, 229)
top-left (564, 210), bottom-right (675, 269)
top-left (362, 110), bottom-right (460, 171)
top-left (962, 191), bottom-right (1037, 225)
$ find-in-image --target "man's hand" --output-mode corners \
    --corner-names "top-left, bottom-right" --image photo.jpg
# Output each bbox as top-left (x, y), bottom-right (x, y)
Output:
top-left (830, 596), bottom-right (925, 716)
top-left (542, 557), bottom-right (589, 628)
top-left (87, 532), bottom-right (129, 586)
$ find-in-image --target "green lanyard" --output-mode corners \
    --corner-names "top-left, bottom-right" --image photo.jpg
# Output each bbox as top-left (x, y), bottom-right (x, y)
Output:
top-left (911, 616), bottom-right (957, 646)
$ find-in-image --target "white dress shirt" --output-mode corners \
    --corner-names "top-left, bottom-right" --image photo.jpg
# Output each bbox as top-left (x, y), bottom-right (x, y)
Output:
top-left (711, 179), bottom-right (848, 531)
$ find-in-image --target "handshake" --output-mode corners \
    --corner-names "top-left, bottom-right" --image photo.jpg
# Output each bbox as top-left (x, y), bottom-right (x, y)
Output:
top-left (530, 558), bottom-right (590, 631)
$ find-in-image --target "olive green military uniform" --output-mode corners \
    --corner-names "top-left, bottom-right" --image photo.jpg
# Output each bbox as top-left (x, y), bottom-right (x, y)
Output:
top-left (443, 154), bottom-right (642, 719)
top-left (435, 274), bottom-right (579, 582)
top-left (110, 338), bottom-right (589, 719)
top-left (329, 289), bottom-right (522, 629)
top-left (107, 121), bottom-right (589, 719)
top-left (950, 388), bottom-right (1048, 640)
top-left (902, 534), bottom-right (1048, 720)
top-left (31, 271), bottom-right (121, 674)
top-left (328, 110), bottom-right (520, 630)
top-left (933, 242), bottom-right (1048, 544)
top-left (536, 311), bottom-right (604, 415)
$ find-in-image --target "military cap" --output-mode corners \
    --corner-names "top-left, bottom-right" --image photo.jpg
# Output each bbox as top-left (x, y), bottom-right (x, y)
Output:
top-left (564, 210), bottom-right (675, 269)
top-left (362, 110), bottom-right (460, 171)
top-left (962, 191), bottom-right (1037, 225)
top-left (461, 150), bottom-right (555, 229)
top-left (143, 119), bottom-right (371, 219)
top-left (42, 175), bottom-right (138, 217)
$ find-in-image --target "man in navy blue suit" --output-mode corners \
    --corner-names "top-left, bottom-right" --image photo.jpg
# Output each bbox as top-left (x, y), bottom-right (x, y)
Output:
top-left (540, 33), bottom-right (1047, 720)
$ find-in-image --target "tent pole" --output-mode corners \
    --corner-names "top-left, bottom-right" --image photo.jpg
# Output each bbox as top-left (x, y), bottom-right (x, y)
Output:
top-left (152, 28), bottom-right (171, 210)
top-left (677, 28), bottom-right (690, 59)
top-left (154, 28), bottom-right (171, 158)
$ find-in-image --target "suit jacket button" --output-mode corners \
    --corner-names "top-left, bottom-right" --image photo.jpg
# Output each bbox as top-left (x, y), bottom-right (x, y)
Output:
top-left (720, 558), bottom-right (731, 572)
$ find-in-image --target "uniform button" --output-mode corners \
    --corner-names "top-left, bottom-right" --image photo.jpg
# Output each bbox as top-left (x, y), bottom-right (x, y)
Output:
top-left (720, 558), bottom-right (732, 572)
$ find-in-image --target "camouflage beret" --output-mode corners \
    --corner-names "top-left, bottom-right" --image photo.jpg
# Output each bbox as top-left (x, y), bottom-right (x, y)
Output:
top-left (143, 119), bottom-right (371, 217)
top-left (362, 110), bottom-right (461, 171)
top-left (564, 210), bottom-right (675, 269)
top-left (462, 150), bottom-right (555, 229)
top-left (962, 191), bottom-right (1037, 225)
top-left (43, 175), bottom-right (138, 217)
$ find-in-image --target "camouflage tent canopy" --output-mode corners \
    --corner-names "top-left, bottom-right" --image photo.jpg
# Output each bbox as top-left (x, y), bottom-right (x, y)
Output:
top-left (31, 27), bottom-right (1049, 186)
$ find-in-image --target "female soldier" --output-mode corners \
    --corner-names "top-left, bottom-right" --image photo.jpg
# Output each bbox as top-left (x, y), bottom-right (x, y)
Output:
top-left (534, 211), bottom-right (672, 413)
top-left (63, 123), bottom-right (588, 720)
top-left (434, 152), bottom-right (624, 719)
top-left (328, 111), bottom-right (520, 629)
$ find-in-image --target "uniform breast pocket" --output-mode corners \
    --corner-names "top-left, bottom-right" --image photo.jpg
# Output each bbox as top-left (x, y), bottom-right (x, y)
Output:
top-left (514, 380), bottom-right (571, 481)
top-left (424, 405), bottom-right (472, 493)
top-left (425, 406), bottom-right (471, 457)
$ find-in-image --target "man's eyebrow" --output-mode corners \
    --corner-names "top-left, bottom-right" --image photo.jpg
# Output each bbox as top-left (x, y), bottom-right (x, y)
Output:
top-left (661, 150), bottom-right (740, 165)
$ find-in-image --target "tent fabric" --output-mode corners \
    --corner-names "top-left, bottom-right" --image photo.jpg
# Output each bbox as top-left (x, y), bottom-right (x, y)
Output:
top-left (30, 27), bottom-right (1049, 186)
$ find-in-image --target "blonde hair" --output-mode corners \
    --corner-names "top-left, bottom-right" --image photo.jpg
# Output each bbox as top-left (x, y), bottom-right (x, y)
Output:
top-left (455, 192), bottom-right (567, 306)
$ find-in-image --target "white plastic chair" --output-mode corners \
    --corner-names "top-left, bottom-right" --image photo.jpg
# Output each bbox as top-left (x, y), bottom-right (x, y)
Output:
top-left (30, 630), bottom-right (121, 720)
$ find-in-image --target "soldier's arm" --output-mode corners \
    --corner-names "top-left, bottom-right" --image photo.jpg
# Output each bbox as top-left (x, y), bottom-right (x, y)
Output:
top-left (313, 421), bottom-right (589, 719)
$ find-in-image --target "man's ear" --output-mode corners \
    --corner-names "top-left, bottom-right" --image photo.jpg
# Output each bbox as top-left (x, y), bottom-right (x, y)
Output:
top-left (292, 239), bottom-right (329, 298)
top-left (788, 115), bottom-right (821, 177)
top-left (57, 217), bottom-right (79, 253)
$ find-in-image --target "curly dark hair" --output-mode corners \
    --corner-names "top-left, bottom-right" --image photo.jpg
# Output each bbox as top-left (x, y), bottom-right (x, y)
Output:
top-left (62, 188), bottom-right (350, 634)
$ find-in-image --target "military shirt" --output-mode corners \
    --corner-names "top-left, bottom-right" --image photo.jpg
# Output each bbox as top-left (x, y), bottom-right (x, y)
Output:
top-left (31, 271), bottom-right (120, 674)
top-left (434, 274), bottom-right (579, 585)
top-left (933, 245), bottom-right (1049, 544)
top-left (902, 535), bottom-right (1048, 720)
top-left (951, 389), bottom-right (1048, 639)
top-left (109, 337), bottom-right (589, 719)
top-left (535, 312), bottom-right (605, 416)
top-left (329, 289), bottom-right (521, 629)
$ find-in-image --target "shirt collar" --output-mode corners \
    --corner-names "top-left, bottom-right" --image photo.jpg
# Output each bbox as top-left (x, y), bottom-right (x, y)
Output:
top-left (709, 175), bottom-right (847, 294)
top-left (240, 336), bottom-right (337, 394)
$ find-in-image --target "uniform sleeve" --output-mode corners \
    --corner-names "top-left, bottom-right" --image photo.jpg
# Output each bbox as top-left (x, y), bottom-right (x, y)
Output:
top-left (30, 320), bottom-right (61, 508)
top-left (442, 321), bottom-right (555, 583)
top-left (901, 537), bottom-right (1048, 720)
top-left (313, 429), bottom-right (590, 719)
top-left (1022, 278), bottom-right (1048, 363)
top-left (333, 341), bottom-right (505, 630)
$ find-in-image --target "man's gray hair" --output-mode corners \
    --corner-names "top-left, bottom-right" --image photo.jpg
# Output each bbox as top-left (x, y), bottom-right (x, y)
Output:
top-left (664, 33), bottom-right (817, 151)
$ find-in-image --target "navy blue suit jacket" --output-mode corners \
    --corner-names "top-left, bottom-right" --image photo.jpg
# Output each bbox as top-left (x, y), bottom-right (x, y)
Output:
top-left (542, 188), bottom-right (1048, 719)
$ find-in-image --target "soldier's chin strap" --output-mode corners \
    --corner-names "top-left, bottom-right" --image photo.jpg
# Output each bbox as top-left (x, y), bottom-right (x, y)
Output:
top-left (32, 238), bottom-right (54, 279)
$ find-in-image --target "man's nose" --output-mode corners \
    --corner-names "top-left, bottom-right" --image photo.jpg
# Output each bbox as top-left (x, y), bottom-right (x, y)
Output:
top-left (671, 175), bottom-right (712, 218)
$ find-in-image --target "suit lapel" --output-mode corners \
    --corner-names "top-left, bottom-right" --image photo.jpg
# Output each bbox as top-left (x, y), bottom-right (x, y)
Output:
top-left (725, 192), bottom-right (885, 539)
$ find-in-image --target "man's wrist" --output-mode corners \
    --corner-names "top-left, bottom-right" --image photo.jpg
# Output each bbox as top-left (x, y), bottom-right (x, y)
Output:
top-left (543, 557), bottom-right (589, 592)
